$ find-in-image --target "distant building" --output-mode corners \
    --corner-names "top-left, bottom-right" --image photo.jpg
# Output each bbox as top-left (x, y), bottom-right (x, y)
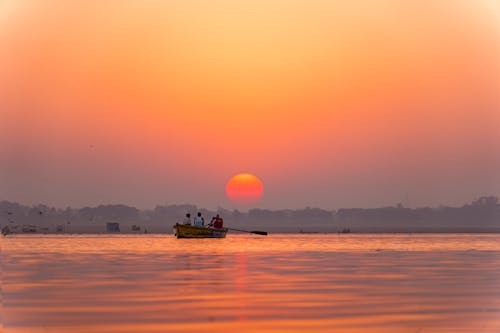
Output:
top-left (106, 222), bottom-right (120, 233)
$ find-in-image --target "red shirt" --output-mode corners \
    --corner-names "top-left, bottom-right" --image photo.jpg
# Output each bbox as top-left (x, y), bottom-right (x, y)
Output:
top-left (214, 217), bottom-right (223, 229)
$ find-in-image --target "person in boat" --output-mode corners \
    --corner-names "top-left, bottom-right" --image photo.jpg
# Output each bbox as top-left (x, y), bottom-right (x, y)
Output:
top-left (209, 214), bottom-right (224, 229)
top-left (183, 213), bottom-right (191, 225)
top-left (193, 212), bottom-right (204, 227)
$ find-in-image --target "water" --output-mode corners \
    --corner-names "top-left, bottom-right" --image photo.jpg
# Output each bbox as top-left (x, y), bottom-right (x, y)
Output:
top-left (2, 234), bottom-right (500, 332)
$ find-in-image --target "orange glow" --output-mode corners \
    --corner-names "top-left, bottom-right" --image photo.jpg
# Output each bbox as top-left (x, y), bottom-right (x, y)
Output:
top-left (226, 174), bottom-right (264, 205)
top-left (0, 1), bottom-right (498, 209)
top-left (4, 234), bottom-right (500, 332)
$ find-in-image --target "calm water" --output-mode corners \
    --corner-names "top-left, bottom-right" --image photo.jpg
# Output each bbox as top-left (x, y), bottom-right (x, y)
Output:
top-left (2, 234), bottom-right (500, 332)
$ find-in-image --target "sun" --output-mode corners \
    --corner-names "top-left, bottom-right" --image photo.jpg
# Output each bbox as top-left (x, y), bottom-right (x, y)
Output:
top-left (226, 173), bottom-right (264, 205)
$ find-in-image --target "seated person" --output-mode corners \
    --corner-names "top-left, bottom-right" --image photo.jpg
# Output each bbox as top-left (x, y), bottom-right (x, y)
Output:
top-left (193, 212), bottom-right (204, 227)
top-left (209, 214), bottom-right (224, 229)
top-left (183, 213), bottom-right (191, 225)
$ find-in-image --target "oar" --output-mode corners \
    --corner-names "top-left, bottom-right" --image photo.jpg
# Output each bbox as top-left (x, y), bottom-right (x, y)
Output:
top-left (227, 227), bottom-right (268, 236)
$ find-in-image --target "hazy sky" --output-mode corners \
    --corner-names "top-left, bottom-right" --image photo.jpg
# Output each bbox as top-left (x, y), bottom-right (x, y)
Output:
top-left (1, 0), bottom-right (499, 210)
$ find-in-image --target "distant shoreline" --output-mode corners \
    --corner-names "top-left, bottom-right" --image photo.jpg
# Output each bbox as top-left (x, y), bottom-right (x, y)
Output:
top-left (2, 231), bottom-right (500, 236)
top-left (2, 196), bottom-right (499, 234)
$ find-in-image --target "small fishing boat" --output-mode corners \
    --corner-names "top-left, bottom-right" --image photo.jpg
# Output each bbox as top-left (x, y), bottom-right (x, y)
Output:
top-left (173, 223), bottom-right (228, 239)
top-left (2, 225), bottom-right (12, 236)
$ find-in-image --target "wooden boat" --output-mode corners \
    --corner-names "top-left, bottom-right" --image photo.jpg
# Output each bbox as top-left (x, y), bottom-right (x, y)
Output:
top-left (173, 223), bottom-right (228, 239)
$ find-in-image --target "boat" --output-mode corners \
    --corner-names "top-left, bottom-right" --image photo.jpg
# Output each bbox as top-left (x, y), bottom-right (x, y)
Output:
top-left (173, 223), bottom-right (228, 238)
top-left (2, 225), bottom-right (12, 236)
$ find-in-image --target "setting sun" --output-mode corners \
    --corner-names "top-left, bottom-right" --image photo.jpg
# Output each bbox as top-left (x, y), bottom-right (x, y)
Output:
top-left (1, 1), bottom-right (499, 332)
top-left (226, 173), bottom-right (264, 205)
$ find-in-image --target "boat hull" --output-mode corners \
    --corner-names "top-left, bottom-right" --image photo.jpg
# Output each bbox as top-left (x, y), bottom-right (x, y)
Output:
top-left (173, 223), bottom-right (228, 238)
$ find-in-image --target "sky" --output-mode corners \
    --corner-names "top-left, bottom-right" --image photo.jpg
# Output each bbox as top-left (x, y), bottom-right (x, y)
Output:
top-left (0, 0), bottom-right (499, 210)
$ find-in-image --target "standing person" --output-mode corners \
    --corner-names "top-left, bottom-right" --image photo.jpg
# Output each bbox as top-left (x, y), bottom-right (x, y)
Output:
top-left (194, 212), bottom-right (204, 227)
top-left (183, 213), bottom-right (191, 225)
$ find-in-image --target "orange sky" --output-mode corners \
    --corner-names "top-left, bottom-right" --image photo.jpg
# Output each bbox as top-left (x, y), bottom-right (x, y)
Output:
top-left (0, 0), bottom-right (499, 209)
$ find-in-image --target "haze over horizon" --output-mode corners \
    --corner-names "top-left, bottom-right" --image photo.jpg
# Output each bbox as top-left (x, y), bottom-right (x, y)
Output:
top-left (1, 195), bottom-right (499, 212)
top-left (1, 1), bottom-right (499, 210)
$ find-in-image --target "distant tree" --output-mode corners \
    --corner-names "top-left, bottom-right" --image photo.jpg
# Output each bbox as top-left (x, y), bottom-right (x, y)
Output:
top-left (472, 196), bottom-right (499, 206)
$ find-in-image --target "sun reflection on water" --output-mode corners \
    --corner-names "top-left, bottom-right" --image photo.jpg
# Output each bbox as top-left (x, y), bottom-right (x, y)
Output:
top-left (2, 234), bottom-right (500, 332)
